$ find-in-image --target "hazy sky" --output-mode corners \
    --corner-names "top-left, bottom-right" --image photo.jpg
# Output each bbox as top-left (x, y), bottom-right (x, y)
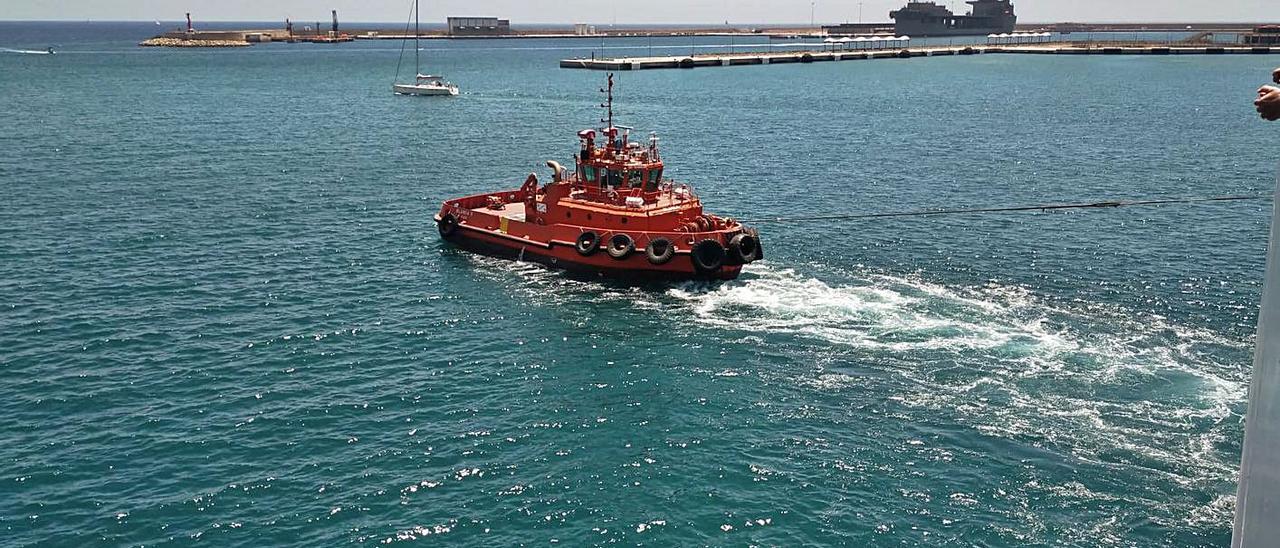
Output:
top-left (1, 0), bottom-right (1275, 24)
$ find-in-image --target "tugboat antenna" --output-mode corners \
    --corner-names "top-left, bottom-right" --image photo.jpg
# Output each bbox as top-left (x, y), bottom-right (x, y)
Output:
top-left (600, 73), bottom-right (614, 130)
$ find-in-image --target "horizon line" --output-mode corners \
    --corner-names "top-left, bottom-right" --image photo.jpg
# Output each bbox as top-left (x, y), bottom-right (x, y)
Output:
top-left (1, 18), bottom-right (1278, 26)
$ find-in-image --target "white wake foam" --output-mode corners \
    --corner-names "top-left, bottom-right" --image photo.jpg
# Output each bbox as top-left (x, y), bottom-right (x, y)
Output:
top-left (456, 250), bottom-right (1250, 530)
top-left (665, 264), bottom-right (1249, 527)
top-left (668, 265), bottom-right (1076, 355)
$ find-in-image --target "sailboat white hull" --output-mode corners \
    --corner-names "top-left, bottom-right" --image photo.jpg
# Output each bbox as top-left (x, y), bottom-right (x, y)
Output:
top-left (393, 83), bottom-right (459, 96)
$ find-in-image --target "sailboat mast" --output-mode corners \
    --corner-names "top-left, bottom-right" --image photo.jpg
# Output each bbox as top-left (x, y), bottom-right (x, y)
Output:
top-left (414, 0), bottom-right (420, 76)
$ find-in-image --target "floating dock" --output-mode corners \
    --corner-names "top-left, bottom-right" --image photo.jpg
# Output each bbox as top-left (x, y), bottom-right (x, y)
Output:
top-left (560, 43), bottom-right (1278, 70)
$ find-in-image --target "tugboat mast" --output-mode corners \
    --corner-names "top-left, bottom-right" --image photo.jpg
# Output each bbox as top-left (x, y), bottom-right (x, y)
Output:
top-left (600, 73), bottom-right (614, 131)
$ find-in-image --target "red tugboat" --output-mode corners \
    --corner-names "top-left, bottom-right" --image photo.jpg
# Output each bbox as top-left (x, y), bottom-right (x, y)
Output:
top-left (433, 74), bottom-right (762, 280)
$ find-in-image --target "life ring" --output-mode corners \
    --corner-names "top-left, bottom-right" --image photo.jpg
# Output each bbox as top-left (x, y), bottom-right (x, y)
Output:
top-left (438, 214), bottom-right (458, 237)
top-left (607, 233), bottom-right (635, 259)
top-left (729, 233), bottom-right (759, 263)
top-left (691, 239), bottom-right (726, 273)
top-left (646, 238), bottom-right (675, 265)
top-left (576, 231), bottom-right (600, 256)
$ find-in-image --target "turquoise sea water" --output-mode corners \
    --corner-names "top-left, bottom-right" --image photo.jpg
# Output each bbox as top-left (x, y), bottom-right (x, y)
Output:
top-left (3, 22), bottom-right (1279, 546)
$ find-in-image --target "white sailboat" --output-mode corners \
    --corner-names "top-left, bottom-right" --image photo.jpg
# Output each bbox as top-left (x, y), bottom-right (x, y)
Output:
top-left (392, 0), bottom-right (458, 97)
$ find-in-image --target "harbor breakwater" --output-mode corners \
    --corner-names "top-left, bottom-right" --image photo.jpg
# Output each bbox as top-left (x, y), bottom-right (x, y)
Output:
top-left (562, 42), bottom-right (1278, 70)
top-left (139, 37), bottom-right (250, 48)
top-left (138, 28), bottom-right (351, 47)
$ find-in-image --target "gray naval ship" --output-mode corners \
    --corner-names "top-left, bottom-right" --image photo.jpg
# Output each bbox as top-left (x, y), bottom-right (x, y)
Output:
top-left (890, 0), bottom-right (1016, 37)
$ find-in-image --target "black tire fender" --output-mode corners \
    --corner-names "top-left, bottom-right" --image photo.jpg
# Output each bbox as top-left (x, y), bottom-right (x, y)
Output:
top-left (607, 233), bottom-right (635, 260)
top-left (691, 239), bottom-right (726, 273)
top-left (729, 233), bottom-right (759, 264)
top-left (645, 237), bottom-right (675, 265)
top-left (438, 214), bottom-right (458, 237)
top-left (576, 231), bottom-right (600, 256)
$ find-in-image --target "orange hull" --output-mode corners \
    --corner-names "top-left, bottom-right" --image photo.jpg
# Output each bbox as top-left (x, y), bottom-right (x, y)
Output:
top-left (434, 190), bottom-right (758, 281)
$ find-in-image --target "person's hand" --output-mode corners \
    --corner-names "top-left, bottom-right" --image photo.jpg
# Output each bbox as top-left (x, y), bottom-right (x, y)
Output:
top-left (1259, 85), bottom-right (1280, 121)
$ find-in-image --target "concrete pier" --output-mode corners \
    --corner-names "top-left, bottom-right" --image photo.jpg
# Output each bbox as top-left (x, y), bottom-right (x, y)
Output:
top-left (560, 42), bottom-right (1277, 70)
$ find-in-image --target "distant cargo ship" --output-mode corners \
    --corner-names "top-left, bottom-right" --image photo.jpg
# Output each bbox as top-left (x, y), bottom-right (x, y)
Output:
top-left (890, 0), bottom-right (1016, 37)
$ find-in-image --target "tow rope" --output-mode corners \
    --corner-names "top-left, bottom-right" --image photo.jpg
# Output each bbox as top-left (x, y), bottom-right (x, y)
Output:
top-left (742, 194), bottom-right (1270, 224)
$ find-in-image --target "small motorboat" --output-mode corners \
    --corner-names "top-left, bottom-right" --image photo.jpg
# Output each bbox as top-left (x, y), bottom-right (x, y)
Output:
top-left (3, 47), bottom-right (54, 55)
